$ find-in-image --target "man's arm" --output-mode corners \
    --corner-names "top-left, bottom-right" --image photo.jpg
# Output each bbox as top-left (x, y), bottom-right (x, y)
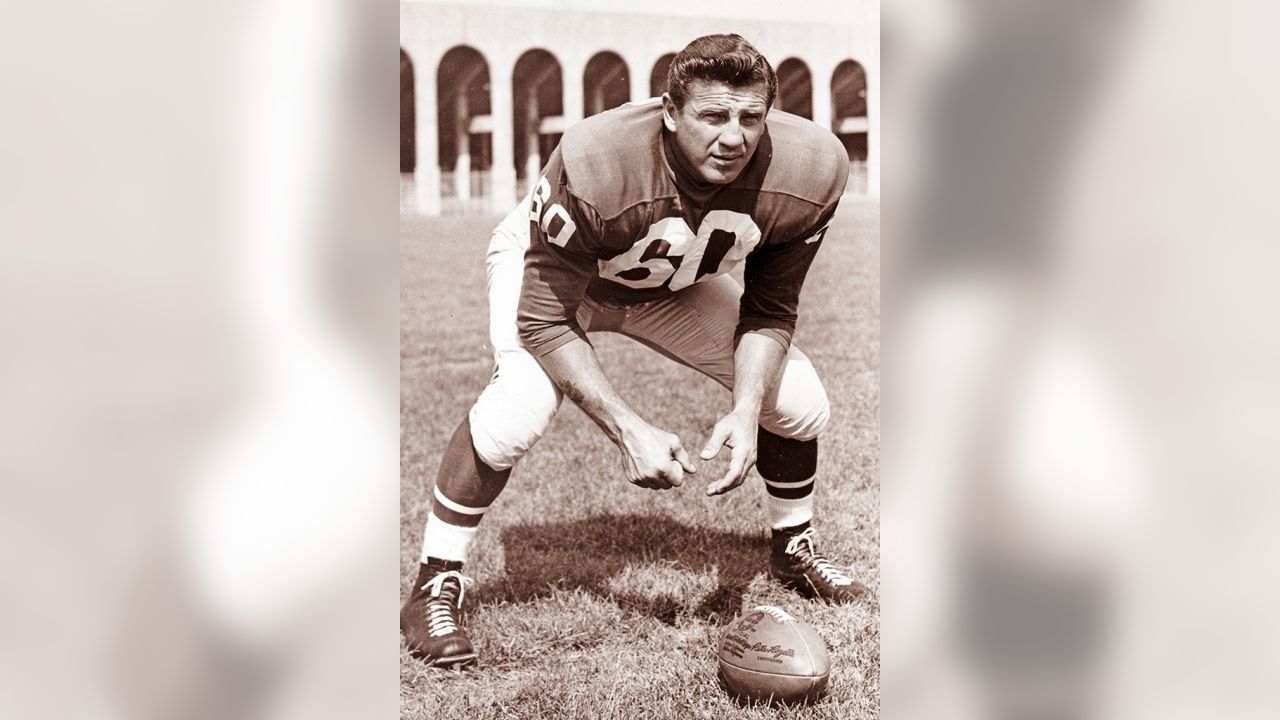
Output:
top-left (701, 205), bottom-right (838, 495)
top-left (700, 331), bottom-right (787, 495)
top-left (735, 212), bottom-right (832, 350)
top-left (516, 159), bottom-right (695, 490)
top-left (537, 337), bottom-right (696, 490)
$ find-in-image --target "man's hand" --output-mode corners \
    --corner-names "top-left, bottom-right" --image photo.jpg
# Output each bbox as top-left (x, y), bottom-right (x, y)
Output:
top-left (700, 409), bottom-right (759, 496)
top-left (618, 421), bottom-right (696, 490)
top-left (535, 338), bottom-right (695, 491)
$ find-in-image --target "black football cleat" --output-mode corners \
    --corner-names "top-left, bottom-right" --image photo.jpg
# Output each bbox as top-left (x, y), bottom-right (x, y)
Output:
top-left (400, 562), bottom-right (477, 668)
top-left (769, 526), bottom-right (867, 605)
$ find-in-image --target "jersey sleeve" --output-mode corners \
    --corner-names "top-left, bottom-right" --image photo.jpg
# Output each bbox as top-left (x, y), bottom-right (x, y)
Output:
top-left (737, 200), bottom-right (840, 349)
top-left (515, 148), bottom-right (606, 356)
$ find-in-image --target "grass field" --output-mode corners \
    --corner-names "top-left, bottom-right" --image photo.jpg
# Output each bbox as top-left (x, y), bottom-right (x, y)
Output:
top-left (401, 198), bottom-right (879, 719)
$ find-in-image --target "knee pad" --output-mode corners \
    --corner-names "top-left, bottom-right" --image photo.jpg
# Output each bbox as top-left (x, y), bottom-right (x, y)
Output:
top-left (468, 352), bottom-right (561, 470)
top-left (759, 351), bottom-right (831, 442)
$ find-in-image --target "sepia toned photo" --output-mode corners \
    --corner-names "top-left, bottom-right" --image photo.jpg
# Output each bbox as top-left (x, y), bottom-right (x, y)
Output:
top-left (400, 1), bottom-right (878, 717)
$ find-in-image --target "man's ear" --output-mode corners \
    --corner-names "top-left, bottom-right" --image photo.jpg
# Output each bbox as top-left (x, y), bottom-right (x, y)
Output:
top-left (661, 93), bottom-right (678, 132)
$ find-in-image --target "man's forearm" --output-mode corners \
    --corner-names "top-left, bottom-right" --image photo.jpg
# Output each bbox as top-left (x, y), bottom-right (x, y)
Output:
top-left (732, 331), bottom-right (789, 419)
top-left (536, 334), bottom-right (643, 443)
top-left (696, 330), bottom-right (789, 495)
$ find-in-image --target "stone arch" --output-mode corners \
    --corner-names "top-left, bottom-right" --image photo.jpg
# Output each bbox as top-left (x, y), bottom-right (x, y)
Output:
top-left (583, 51), bottom-right (630, 116)
top-left (401, 49), bottom-right (415, 173)
top-left (649, 53), bottom-right (676, 97)
top-left (513, 49), bottom-right (565, 193)
top-left (437, 45), bottom-right (492, 203)
top-left (832, 59), bottom-right (869, 192)
top-left (776, 58), bottom-right (813, 120)
top-left (832, 59), bottom-right (868, 122)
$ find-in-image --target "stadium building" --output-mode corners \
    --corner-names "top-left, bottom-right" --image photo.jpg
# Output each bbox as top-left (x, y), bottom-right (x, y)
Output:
top-left (401, 0), bottom-right (879, 215)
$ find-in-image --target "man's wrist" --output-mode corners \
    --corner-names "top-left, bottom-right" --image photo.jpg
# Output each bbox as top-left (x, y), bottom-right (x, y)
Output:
top-left (728, 401), bottom-right (762, 423)
top-left (608, 408), bottom-right (649, 446)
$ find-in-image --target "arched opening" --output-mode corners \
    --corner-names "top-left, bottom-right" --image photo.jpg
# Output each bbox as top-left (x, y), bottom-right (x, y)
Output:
top-left (512, 49), bottom-right (564, 197)
top-left (583, 51), bottom-right (630, 117)
top-left (776, 58), bottom-right (813, 120)
top-left (832, 60), bottom-right (869, 193)
top-left (649, 53), bottom-right (676, 98)
top-left (437, 46), bottom-right (491, 207)
top-left (401, 49), bottom-right (415, 173)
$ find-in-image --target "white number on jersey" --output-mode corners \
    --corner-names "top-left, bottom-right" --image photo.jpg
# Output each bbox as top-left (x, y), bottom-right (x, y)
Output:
top-left (530, 176), bottom-right (576, 248)
top-left (599, 211), bottom-right (762, 291)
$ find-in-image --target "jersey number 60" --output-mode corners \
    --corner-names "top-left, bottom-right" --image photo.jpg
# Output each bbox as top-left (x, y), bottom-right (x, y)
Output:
top-left (600, 211), bottom-right (763, 291)
top-left (530, 176), bottom-right (763, 292)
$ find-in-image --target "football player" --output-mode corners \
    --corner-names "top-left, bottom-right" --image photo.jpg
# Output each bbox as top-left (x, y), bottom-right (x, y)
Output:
top-left (402, 34), bottom-right (867, 668)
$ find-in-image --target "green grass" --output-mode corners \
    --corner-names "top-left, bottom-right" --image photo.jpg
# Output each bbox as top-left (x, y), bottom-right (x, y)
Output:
top-left (401, 198), bottom-right (879, 719)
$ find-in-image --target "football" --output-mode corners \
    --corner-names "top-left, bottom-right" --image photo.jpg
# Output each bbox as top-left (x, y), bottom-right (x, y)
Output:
top-left (717, 605), bottom-right (831, 704)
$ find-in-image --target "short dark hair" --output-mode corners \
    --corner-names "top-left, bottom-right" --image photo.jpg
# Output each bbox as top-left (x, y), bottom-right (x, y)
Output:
top-left (666, 34), bottom-right (777, 109)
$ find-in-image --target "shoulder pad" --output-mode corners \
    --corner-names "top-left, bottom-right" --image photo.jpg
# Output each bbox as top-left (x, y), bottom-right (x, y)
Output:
top-left (559, 99), bottom-right (669, 219)
top-left (758, 110), bottom-right (850, 207)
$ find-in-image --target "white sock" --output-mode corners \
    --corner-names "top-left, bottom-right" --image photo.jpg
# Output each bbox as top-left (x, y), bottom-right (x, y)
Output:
top-left (420, 511), bottom-right (479, 564)
top-left (765, 478), bottom-right (815, 530)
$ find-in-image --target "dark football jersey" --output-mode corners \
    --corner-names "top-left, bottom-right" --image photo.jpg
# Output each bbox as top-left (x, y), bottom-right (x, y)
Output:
top-left (517, 98), bottom-right (849, 357)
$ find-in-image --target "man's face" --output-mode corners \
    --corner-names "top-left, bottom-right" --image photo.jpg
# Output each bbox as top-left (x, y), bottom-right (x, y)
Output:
top-left (663, 79), bottom-right (770, 185)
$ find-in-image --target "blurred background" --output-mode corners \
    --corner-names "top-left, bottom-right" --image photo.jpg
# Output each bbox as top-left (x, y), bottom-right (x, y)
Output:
top-left (3, 0), bottom-right (1280, 718)
top-left (882, 1), bottom-right (1280, 719)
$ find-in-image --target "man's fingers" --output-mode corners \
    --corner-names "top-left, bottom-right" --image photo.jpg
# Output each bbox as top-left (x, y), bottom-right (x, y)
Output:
top-left (636, 472), bottom-right (665, 490)
top-left (705, 476), bottom-right (741, 496)
top-left (723, 452), bottom-right (747, 489)
top-left (739, 448), bottom-right (757, 481)
top-left (706, 445), bottom-right (753, 496)
top-left (706, 462), bottom-right (744, 496)
top-left (700, 424), bottom-right (729, 460)
top-left (664, 460), bottom-right (684, 488)
top-left (673, 446), bottom-right (697, 475)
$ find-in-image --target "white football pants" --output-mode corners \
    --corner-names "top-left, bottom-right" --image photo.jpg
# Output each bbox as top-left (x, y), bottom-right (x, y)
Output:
top-left (469, 197), bottom-right (831, 471)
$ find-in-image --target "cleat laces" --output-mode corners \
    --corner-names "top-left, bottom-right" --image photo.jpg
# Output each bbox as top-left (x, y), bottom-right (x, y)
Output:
top-left (421, 570), bottom-right (473, 637)
top-left (784, 528), bottom-right (854, 587)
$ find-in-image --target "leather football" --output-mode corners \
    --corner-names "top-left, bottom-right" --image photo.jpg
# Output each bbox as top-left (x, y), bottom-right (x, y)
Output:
top-left (717, 605), bottom-right (831, 704)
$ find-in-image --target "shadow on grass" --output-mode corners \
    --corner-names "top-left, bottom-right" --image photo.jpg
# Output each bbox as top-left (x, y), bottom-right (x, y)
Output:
top-left (479, 513), bottom-right (767, 626)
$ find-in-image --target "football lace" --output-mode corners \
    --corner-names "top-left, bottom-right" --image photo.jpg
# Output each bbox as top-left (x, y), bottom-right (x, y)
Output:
top-left (753, 605), bottom-right (796, 623)
top-left (785, 528), bottom-right (855, 587)
top-left (421, 570), bottom-right (473, 637)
